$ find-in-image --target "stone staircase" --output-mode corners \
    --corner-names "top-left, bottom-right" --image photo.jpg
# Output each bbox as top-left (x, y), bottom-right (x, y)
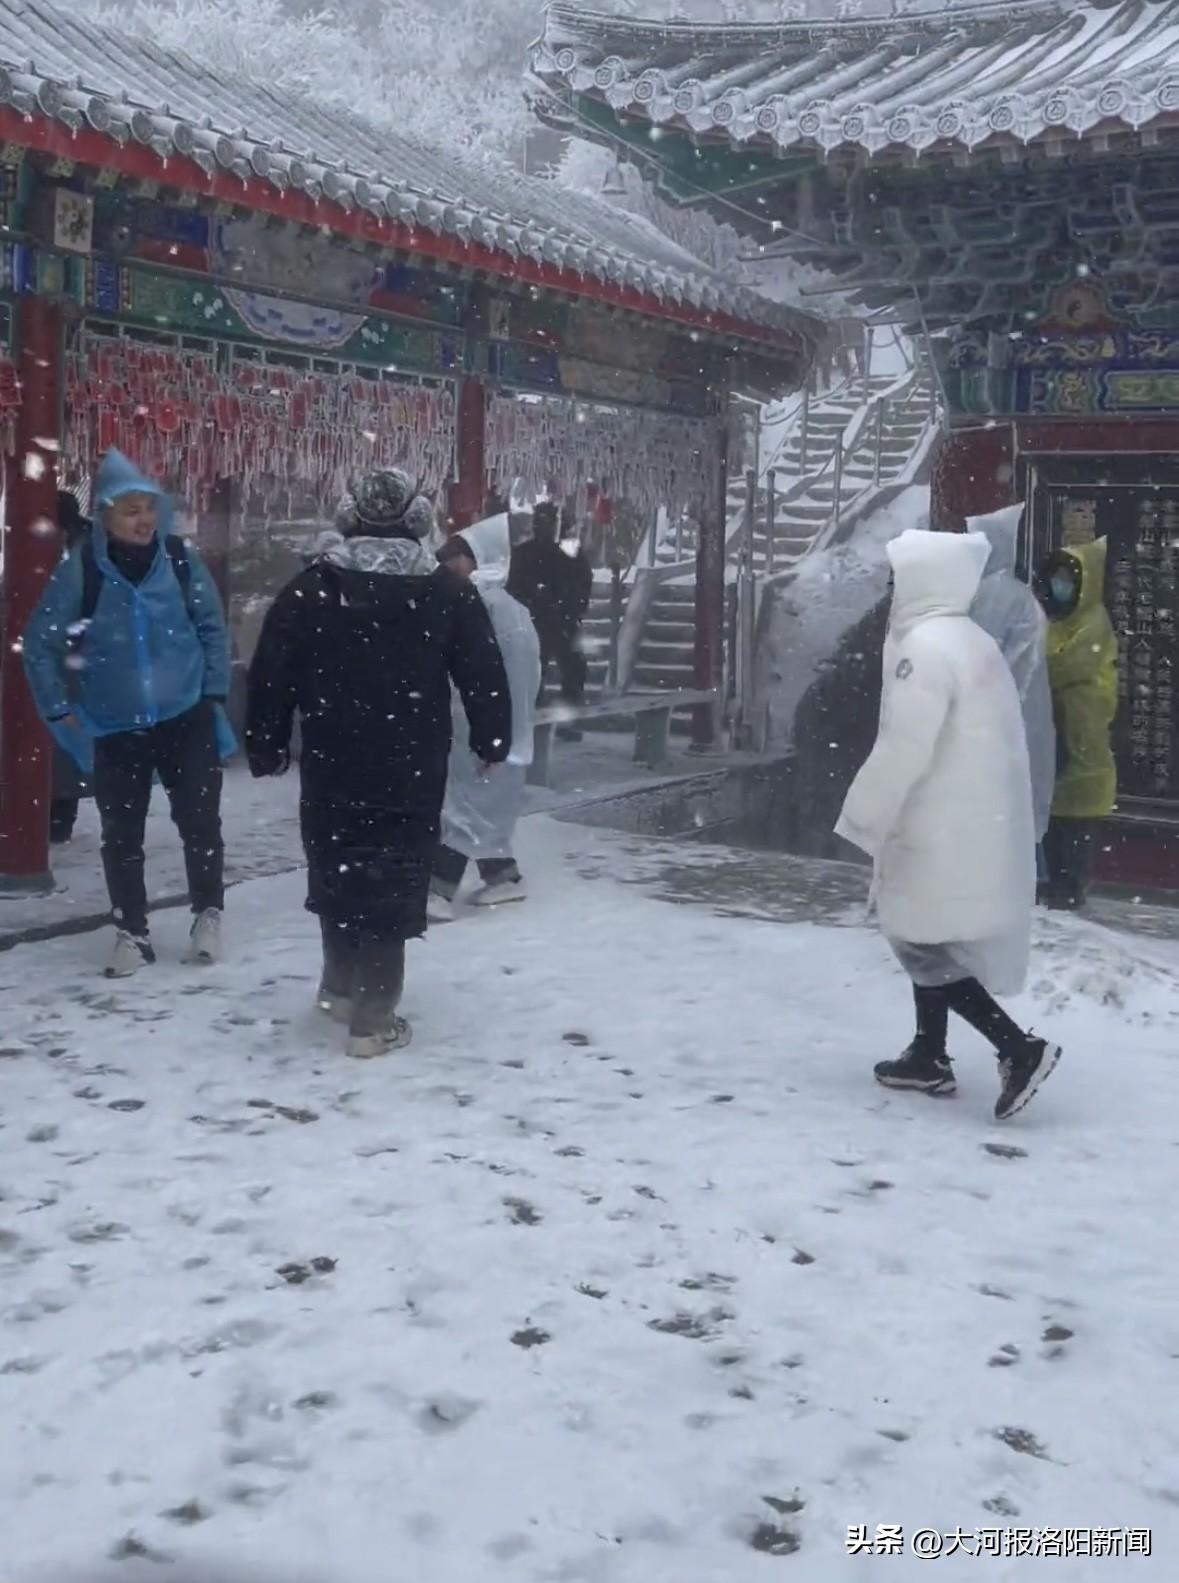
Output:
top-left (631, 583), bottom-right (696, 695)
top-left (655, 366), bottom-right (933, 577)
top-left (569, 358), bottom-right (934, 734)
top-left (580, 584), bottom-right (615, 701)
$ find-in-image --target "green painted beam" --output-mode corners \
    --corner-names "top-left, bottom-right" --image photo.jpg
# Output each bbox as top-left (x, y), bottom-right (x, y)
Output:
top-left (577, 97), bottom-right (813, 206)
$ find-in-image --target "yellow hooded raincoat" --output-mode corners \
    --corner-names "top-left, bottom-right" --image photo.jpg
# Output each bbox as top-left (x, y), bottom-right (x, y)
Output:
top-left (1046, 538), bottom-right (1118, 819)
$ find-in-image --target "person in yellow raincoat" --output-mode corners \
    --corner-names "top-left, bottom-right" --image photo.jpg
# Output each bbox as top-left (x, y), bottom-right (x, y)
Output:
top-left (1036, 537), bottom-right (1118, 909)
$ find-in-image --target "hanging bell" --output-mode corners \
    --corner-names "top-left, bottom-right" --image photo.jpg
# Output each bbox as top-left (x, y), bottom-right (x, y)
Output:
top-left (600, 155), bottom-right (626, 199)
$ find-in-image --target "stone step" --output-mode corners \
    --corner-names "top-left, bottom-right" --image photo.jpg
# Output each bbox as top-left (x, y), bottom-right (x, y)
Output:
top-left (646, 621), bottom-right (696, 642)
top-left (632, 662), bottom-right (697, 689)
top-left (641, 639), bottom-right (693, 664)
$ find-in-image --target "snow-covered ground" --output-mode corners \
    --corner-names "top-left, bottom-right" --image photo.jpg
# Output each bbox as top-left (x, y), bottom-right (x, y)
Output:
top-left (3, 815), bottom-right (1178, 1582)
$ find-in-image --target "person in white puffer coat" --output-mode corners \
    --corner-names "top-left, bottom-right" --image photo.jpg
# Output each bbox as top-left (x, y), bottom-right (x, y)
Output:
top-left (835, 527), bottom-right (1061, 1121)
top-left (430, 514), bottom-right (541, 919)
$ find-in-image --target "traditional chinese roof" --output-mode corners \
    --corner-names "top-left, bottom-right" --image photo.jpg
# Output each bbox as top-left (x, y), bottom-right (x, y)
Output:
top-left (534, 0), bottom-right (1179, 160)
top-left (0, 0), bottom-right (817, 357)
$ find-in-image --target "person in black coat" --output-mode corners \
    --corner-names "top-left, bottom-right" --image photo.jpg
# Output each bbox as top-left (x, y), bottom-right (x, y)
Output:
top-left (246, 468), bottom-right (512, 1058)
top-left (507, 500), bottom-right (593, 714)
top-left (782, 594), bottom-right (891, 858)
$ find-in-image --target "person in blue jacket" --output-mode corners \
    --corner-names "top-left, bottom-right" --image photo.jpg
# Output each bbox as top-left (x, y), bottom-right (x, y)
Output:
top-left (23, 450), bottom-right (232, 978)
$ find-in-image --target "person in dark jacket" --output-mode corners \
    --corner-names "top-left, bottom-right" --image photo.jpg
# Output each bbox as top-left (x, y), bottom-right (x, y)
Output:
top-left (788, 594), bottom-right (891, 857)
top-left (48, 490), bottom-right (94, 844)
top-left (246, 468), bottom-right (512, 1059)
top-left (507, 500), bottom-right (593, 719)
top-left (23, 452), bottom-right (231, 978)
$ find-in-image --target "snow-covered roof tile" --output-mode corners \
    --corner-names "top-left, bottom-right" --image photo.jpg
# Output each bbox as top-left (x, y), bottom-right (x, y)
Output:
top-left (535, 0), bottom-right (1179, 158)
top-left (0, 0), bottom-right (816, 347)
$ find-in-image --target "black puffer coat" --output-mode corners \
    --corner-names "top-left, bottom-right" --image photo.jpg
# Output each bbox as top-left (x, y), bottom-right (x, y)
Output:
top-left (246, 535), bottom-right (511, 937)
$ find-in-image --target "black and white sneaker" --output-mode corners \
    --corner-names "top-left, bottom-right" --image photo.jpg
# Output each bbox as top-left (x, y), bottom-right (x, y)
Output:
top-left (874, 1044), bottom-right (957, 1096)
top-left (995, 1037), bottom-right (1061, 1120)
top-left (105, 930), bottom-right (156, 979)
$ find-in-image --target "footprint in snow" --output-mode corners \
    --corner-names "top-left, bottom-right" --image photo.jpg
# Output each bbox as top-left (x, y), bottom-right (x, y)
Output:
top-left (994, 1426), bottom-right (1051, 1460)
top-left (983, 1494), bottom-right (1020, 1517)
top-left (747, 1521), bottom-right (801, 1556)
top-left (648, 1308), bottom-right (732, 1340)
top-left (510, 1326), bottom-right (551, 1349)
top-left (160, 1499), bottom-right (211, 1526)
top-left (417, 1395), bottom-right (480, 1433)
top-left (292, 1391), bottom-right (337, 1411)
top-left (109, 1535), bottom-right (173, 1563)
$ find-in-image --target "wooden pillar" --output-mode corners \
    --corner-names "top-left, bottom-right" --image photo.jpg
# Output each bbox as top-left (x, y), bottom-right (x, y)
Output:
top-left (0, 295), bottom-right (62, 892)
top-left (692, 416), bottom-right (728, 750)
top-left (449, 374), bottom-right (486, 531)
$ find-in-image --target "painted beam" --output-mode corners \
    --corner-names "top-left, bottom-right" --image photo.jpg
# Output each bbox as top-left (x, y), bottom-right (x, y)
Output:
top-left (0, 106), bottom-right (803, 359)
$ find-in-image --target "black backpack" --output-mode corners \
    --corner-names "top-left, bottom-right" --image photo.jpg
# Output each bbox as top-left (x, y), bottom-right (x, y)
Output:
top-left (78, 532), bottom-right (192, 622)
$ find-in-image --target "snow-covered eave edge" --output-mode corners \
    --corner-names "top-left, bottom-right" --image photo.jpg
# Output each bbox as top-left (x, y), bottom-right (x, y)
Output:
top-left (541, 0), bottom-right (1067, 55)
top-left (533, 6), bottom-right (1179, 159)
top-left (0, 96), bottom-right (820, 364)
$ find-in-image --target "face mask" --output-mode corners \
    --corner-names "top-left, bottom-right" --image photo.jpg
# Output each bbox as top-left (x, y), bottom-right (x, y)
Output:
top-left (1050, 570), bottom-right (1077, 608)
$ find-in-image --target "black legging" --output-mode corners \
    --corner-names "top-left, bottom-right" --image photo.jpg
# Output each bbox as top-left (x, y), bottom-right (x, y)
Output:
top-left (914, 978), bottom-right (1025, 1056)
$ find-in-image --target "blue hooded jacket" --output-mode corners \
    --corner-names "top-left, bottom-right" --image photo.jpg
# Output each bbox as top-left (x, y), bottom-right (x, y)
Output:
top-left (22, 451), bottom-right (231, 768)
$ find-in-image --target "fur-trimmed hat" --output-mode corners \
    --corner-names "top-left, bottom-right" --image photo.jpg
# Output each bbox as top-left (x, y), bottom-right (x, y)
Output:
top-left (344, 468), bottom-right (432, 540)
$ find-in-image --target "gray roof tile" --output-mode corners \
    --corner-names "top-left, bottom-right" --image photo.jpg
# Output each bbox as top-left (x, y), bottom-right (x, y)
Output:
top-left (0, 0), bottom-right (816, 345)
top-left (536, 0), bottom-right (1179, 156)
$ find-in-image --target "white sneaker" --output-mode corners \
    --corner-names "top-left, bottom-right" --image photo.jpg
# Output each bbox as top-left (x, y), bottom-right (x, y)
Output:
top-left (427, 893), bottom-right (456, 924)
top-left (316, 991), bottom-right (352, 1024)
top-left (185, 908), bottom-right (223, 965)
top-left (469, 877), bottom-right (527, 908)
top-left (347, 1017), bottom-right (413, 1060)
top-left (105, 930), bottom-right (155, 979)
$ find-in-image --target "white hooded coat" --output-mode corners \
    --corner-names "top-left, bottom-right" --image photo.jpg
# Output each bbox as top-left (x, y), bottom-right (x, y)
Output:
top-left (835, 529), bottom-right (1035, 996)
top-left (440, 514), bottom-right (542, 861)
top-left (968, 504), bottom-right (1056, 840)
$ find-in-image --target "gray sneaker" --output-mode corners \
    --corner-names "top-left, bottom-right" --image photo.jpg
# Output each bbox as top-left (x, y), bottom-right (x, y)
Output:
top-left (347, 1017), bottom-right (413, 1059)
top-left (185, 908), bottom-right (223, 965)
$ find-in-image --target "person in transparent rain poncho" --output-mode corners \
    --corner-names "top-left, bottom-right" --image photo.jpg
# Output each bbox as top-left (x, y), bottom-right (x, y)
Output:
top-left (430, 513), bottom-right (541, 921)
top-left (836, 529), bottom-right (1061, 1122)
top-left (967, 503), bottom-right (1056, 846)
top-left (246, 470), bottom-right (511, 1058)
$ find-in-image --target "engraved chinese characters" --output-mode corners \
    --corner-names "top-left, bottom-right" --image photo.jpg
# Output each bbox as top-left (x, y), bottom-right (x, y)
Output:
top-left (1108, 496), bottom-right (1178, 799)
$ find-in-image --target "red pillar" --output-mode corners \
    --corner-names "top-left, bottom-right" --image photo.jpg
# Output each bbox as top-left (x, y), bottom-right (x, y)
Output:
top-left (0, 295), bottom-right (62, 892)
top-left (198, 477), bottom-right (232, 611)
top-left (929, 423), bottom-right (1016, 526)
top-left (449, 375), bottom-right (486, 531)
top-left (692, 421), bottom-right (728, 749)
